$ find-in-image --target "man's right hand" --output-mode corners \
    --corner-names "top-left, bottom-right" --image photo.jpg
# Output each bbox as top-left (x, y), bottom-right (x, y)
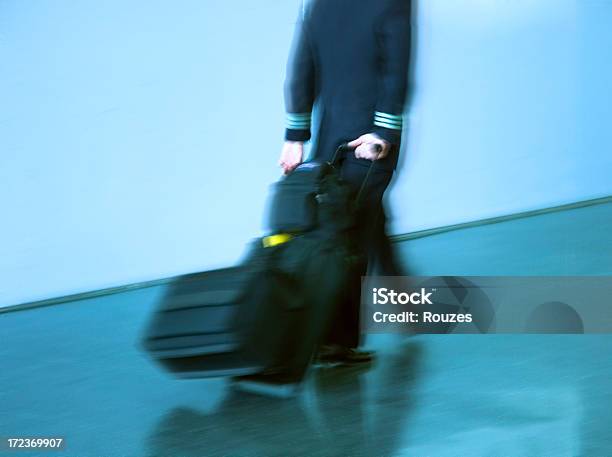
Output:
top-left (348, 133), bottom-right (390, 161)
top-left (279, 141), bottom-right (304, 174)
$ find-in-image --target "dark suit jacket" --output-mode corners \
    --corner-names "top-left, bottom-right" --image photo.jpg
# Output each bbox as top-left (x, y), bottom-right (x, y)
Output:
top-left (284, 0), bottom-right (412, 171)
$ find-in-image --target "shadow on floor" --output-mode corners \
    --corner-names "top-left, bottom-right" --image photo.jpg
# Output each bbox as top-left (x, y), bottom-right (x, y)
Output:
top-left (145, 342), bottom-right (423, 457)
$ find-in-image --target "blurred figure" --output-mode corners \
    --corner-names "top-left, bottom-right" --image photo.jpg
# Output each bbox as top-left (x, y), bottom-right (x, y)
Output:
top-left (278, 0), bottom-right (412, 363)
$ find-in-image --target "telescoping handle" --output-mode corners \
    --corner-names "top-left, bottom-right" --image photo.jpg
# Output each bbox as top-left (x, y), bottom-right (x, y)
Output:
top-left (330, 142), bottom-right (384, 206)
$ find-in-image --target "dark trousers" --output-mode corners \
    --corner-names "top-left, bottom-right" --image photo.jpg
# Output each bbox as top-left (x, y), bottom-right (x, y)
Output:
top-left (324, 160), bottom-right (402, 348)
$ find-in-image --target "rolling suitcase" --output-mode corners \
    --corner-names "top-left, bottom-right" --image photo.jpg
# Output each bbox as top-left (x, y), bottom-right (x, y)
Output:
top-left (141, 237), bottom-right (345, 382)
top-left (141, 255), bottom-right (307, 378)
top-left (142, 144), bottom-right (373, 382)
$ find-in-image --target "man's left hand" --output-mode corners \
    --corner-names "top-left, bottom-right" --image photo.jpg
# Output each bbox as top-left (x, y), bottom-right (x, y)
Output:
top-left (348, 133), bottom-right (390, 161)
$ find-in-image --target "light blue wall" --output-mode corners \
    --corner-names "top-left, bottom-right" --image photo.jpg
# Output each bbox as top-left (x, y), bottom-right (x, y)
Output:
top-left (1, 0), bottom-right (611, 306)
top-left (388, 0), bottom-right (612, 232)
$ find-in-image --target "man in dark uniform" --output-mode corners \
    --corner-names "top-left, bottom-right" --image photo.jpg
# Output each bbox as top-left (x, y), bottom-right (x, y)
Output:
top-left (279, 0), bottom-right (412, 364)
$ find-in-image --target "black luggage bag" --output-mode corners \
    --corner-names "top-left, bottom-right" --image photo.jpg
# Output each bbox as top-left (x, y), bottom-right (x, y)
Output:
top-left (141, 265), bottom-right (276, 379)
top-left (141, 234), bottom-right (356, 382)
top-left (141, 144), bottom-right (367, 382)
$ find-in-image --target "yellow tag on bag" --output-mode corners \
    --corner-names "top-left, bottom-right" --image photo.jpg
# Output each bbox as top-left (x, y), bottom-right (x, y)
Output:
top-left (262, 233), bottom-right (293, 248)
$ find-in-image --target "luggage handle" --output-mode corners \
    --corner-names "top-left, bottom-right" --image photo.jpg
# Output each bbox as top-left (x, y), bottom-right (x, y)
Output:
top-left (329, 142), bottom-right (383, 166)
top-left (329, 143), bottom-right (383, 206)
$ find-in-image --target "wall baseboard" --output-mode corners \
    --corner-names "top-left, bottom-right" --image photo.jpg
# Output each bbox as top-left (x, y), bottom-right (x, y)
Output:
top-left (391, 195), bottom-right (612, 242)
top-left (2, 195), bottom-right (610, 315)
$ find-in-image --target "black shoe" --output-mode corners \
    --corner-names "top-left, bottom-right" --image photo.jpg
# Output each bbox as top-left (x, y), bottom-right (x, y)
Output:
top-left (314, 345), bottom-right (375, 366)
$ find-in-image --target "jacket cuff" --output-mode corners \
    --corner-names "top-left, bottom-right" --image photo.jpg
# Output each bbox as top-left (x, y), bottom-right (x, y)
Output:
top-left (373, 126), bottom-right (401, 146)
top-left (284, 112), bottom-right (312, 142)
top-left (373, 111), bottom-right (403, 146)
top-left (285, 128), bottom-right (311, 142)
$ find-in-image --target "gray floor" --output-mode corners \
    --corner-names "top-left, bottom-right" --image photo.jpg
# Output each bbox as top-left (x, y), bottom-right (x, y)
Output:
top-left (1, 202), bottom-right (611, 457)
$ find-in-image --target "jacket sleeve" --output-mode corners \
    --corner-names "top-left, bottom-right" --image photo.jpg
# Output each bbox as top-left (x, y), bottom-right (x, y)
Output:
top-left (373, 0), bottom-right (411, 146)
top-left (283, 2), bottom-right (316, 142)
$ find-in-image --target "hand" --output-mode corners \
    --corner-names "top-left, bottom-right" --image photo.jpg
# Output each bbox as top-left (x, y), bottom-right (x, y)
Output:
top-left (348, 133), bottom-right (390, 161)
top-left (279, 141), bottom-right (304, 174)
